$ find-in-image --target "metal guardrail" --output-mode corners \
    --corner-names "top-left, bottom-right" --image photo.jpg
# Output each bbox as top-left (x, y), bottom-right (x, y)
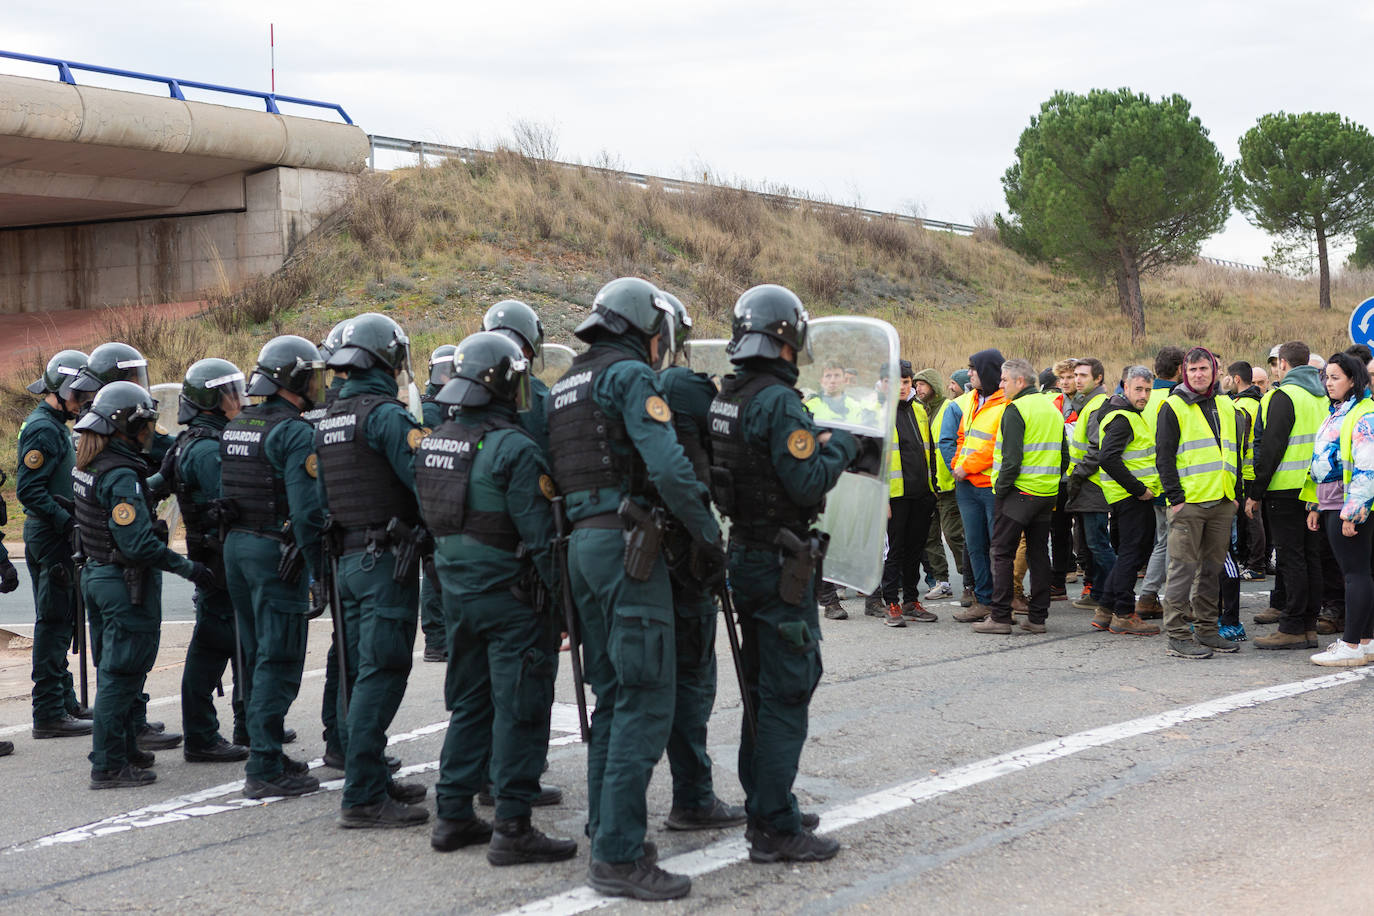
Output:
top-left (0, 49), bottom-right (354, 124)
top-left (367, 134), bottom-right (1275, 274)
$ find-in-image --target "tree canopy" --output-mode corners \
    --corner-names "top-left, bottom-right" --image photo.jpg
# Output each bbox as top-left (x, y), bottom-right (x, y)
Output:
top-left (1234, 111), bottom-right (1374, 310)
top-left (999, 89), bottom-right (1230, 342)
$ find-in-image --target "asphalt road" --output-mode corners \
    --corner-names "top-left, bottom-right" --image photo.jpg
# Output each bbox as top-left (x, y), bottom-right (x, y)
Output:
top-left (0, 574), bottom-right (1367, 915)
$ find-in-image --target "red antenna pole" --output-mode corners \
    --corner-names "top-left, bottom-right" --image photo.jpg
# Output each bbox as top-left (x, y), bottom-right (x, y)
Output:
top-left (270, 23), bottom-right (275, 94)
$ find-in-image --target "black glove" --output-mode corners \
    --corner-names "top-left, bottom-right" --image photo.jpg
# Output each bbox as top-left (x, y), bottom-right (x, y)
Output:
top-left (188, 561), bottom-right (217, 591)
top-left (0, 558), bottom-right (18, 594)
top-left (690, 538), bottom-right (728, 590)
top-left (848, 435), bottom-right (884, 476)
top-left (1066, 474), bottom-right (1083, 503)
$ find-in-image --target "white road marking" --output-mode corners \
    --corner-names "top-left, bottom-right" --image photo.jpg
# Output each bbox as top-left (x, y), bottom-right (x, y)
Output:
top-left (496, 666), bottom-right (1373, 916)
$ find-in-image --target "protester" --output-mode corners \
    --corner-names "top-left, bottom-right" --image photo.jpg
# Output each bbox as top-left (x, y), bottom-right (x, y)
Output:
top-left (881, 361), bottom-right (937, 626)
top-left (938, 369), bottom-right (978, 607)
top-left (913, 368), bottom-right (961, 600)
top-left (1067, 358), bottom-right (1111, 609)
top-left (949, 350), bottom-right (1008, 623)
top-left (1137, 347), bottom-right (1185, 621)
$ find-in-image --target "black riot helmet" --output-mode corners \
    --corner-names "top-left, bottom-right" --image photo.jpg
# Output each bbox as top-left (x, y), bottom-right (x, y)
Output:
top-left (574, 277), bottom-right (675, 370)
top-left (427, 344), bottom-right (458, 388)
top-left (319, 320), bottom-right (349, 362)
top-left (73, 380), bottom-right (159, 442)
top-left (727, 284), bottom-right (812, 366)
top-left (178, 358), bottom-right (247, 424)
top-left (246, 335), bottom-right (326, 407)
top-left (657, 290), bottom-right (693, 364)
top-left (69, 342), bottom-right (150, 393)
top-left (327, 313), bottom-right (411, 374)
top-left (28, 349), bottom-right (89, 400)
top-left (482, 299), bottom-right (545, 363)
top-left (435, 332), bottom-right (532, 412)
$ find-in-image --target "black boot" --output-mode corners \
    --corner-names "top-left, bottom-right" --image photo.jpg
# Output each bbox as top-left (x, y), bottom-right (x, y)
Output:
top-left (0, 740), bottom-right (12, 757)
top-left (339, 797), bottom-right (429, 829)
top-left (747, 825), bottom-right (839, 863)
top-left (243, 772), bottom-right (320, 799)
top-left (128, 747), bottom-right (155, 769)
top-left (387, 780), bottom-right (428, 805)
top-left (487, 816), bottom-right (578, 866)
top-left (184, 738), bottom-right (250, 763)
top-left (33, 714), bottom-right (92, 739)
top-left (478, 782), bottom-right (562, 807)
top-left (431, 815), bottom-right (492, 852)
top-left (69, 704), bottom-right (94, 720)
top-left (586, 857), bottom-right (690, 901)
top-left (665, 796), bottom-right (748, 831)
top-left (136, 725), bottom-right (183, 751)
top-left (90, 764), bottom-right (156, 789)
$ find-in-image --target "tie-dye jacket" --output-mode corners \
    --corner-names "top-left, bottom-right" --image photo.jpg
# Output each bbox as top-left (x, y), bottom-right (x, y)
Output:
top-left (1309, 396), bottom-right (1374, 523)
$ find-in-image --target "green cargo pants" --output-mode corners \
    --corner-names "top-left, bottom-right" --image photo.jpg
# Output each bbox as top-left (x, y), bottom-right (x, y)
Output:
top-left (181, 585), bottom-right (245, 749)
top-left (83, 564), bottom-right (161, 772)
top-left (665, 586), bottom-right (718, 811)
top-left (26, 531), bottom-right (79, 723)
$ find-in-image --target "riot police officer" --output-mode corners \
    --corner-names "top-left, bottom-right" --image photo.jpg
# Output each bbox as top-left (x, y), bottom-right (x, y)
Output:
top-left (546, 277), bottom-right (724, 901)
top-left (708, 284), bottom-right (857, 863)
top-left (482, 299), bottom-right (549, 452)
top-left (21, 350), bottom-right (92, 739)
top-left (316, 313), bottom-right (429, 828)
top-left (165, 359), bottom-right (250, 762)
top-left (417, 332), bottom-right (576, 864)
top-left (655, 292), bottom-right (747, 832)
top-left (221, 337), bottom-right (327, 798)
top-left (418, 343), bottom-right (458, 664)
top-left (73, 382), bottom-right (216, 788)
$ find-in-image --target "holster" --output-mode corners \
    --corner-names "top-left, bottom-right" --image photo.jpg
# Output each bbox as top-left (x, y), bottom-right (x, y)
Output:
top-left (277, 537), bottom-right (305, 586)
top-left (123, 563), bottom-right (147, 607)
top-left (618, 497), bottom-right (664, 582)
top-left (383, 517), bottom-right (431, 584)
top-left (774, 528), bottom-right (829, 606)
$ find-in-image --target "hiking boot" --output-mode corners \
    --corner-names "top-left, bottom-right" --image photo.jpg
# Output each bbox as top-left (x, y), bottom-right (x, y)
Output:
top-left (746, 813), bottom-right (820, 844)
top-left (387, 780), bottom-right (428, 805)
top-left (1135, 593), bottom-right (1162, 619)
top-left (423, 645), bottom-right (448, 662)
top-left (1311, 639), bottom-right (1368, 668)
top-left (925, 582), bottom-right (953, 600)
top-left (971, 617), bottom-right (1012, 634)
top-left (748, 825), bottom-right (840, 864)
top-left (431, 815), bottom-right (493, 851)
top-left (339, 797), bottom-right (429, 829)
top-left (136, 725), bottom-right (183, 751)
top-left (1050, 584), bottom-right (1068, 601)
top-left (1315, 618), bottom-right (1342, 636)
top-left (128, 748), bottom-right (155, 769)
top-left (244, 772), bottom-right (320, 798)
top-left (33, 714), bottom-right (92, 739)
top-left (953, 603), bottom-right (989, 623)
top-left (863, 593), bottom-right (885, 617)
top-left (1254, 631), bottom-right (1316, 650)
top-left (487, 816), bottom-right (578, 866)
top-left (665, 796), bottom-right (748, 831)
top-left (184, 738), bottom-right (249, 763)
top-left (1167, 638), bottom-right (1213, 659)
top-left (1195, 632), bottom-right (1240, 653)
top-left (1011, 595), bottom-right (1029, 616)
top-left (883, 604), bottom-right (907, 628)
top-left (1020, 619), bottom-right (1047, 634)
top-left (1110, 613), bottom-right (1159, 636)
top-left (823, 602), bottom-right (847, 620)
top-left (901, 600), bottom-right (938, 622)
top-left (1089, 609), bottom-right (1113, 631)
top-left (960, 586), bottom-right (975, 607)
top-left (1071, 586), bottom-right (1098, 609)
top-left (90, 764), bottom-right (156, 789)
top-left (587, 857), bottom-right (691, 901)
top-left (478, 783), bottom-right (563, 807)
top-left (1253, 607), bottom-right (1281, 625)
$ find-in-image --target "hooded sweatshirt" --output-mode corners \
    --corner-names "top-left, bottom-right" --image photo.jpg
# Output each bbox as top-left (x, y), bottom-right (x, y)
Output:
top-left (914, 368), bottom-right (946, 421)
top-left (1253, 364), bottom-right (1325, 499)
top-left (1154, 354), bottom-right (1250, 506)
top-left (969, 349), bottom-right (1004, 396)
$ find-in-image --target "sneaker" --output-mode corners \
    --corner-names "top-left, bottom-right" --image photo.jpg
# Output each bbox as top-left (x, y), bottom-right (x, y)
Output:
top-left (1254, 631), bottom-right (1317, 650)
top-left (1089, 609), bottom-right (1113, 632)
top-left (1253, 607), bottom-right (1281, 625)
top-left (953, 603), bottom-right (990, 623)
top-left (1311, 639), bottom-right (1367, 667)
top-left (1110, 613), bottom-right (1160, 636)
top-left (587, 857), bottom-right (691, 901)
top-left (90, 764), bottom-right (156, 789)
top-left (1167, 637), bottom-right (1213, 659)
top-left (971, 617), bottom-right (1012, 634)
top-left (748, 825), bottom-right (840, 864)
top-left (900, 600), bottom-right (938, 622)
top-left (1238, 567), bottom-right (1265, 581)
top-left (339, 797), bottom-right (430, 829)
top-left (487, 816), bottom-right (578, 866)
top-left (863, 593), bottom-right (885, 617)
top-left (1218, 623), bottom-right (1248, 642)
top-left (925, 582), bottom-right (953, 600)
top-left (1071, 586), bottom-right (1098, 609)
top-left (1195, 632), bottom-right (1240, 653)
top-left (1135, 593), bottom-right (1163, 619)
top-left (243, 772), bottom-right (320, 798)
top-left (883, 604), bottom-right (907, 628)
top-left (1363, 642), bottom-right (1374, 663)
top-left (1011, 595), bottom-right (1029, 617)
top-left (960, 586), bottom-right (975, 608)
top-left (1019, 620), bottom-right (1047, 634)
top-left (431, 815), bottom-right (493, 852)
top-left (823, 602), bottom-right (848, 620)
top-left (665, 796), bottom-right (748, 831)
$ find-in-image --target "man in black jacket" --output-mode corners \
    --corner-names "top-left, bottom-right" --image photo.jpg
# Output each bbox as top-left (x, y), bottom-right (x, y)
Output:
top-left (880, 361), bottom-right (937, 627)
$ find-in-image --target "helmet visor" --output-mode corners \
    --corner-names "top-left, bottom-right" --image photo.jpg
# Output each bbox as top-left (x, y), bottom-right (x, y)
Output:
top-left (302, 365), bottom-right (326, 408)
top-left (511, 358), bottom-right (533, 413)
top-left (55, 365), bottom-right (86, 401)
top-left (650, 294), bottom-right (676, 372)
top-left (116, 359), bottom-right (151, 392)
top-left (207, 371), bottom-right (247, 412)
top-left (428, 353), bottom-right (456, 388)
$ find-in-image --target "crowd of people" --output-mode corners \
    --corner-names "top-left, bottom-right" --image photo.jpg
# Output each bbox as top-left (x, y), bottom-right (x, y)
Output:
top-left (852, 339), bottom-right (1374, 666)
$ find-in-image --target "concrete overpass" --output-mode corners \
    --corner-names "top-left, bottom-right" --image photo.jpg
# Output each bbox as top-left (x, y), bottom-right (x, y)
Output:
top-left (0, 67), bottom-right (369, 313)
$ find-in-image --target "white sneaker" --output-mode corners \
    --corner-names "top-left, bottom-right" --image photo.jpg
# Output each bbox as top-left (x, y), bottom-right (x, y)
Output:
top-left (925, 582), bottom-right (953, 600)
top-left (1311, 640), bottom-right (1368, 667)
top-left (1363, 642), bottom-right (1374, 662)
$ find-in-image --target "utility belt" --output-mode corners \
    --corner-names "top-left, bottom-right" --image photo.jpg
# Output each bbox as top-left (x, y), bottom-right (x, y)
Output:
top-left (730, 525), bottom-right (830, 606)
top-left (570, 497), bottom-right (665, 582)
top-left (327, 517), bottom-right (432, 585)
top-left (90, 519), bottom-right (167, 608)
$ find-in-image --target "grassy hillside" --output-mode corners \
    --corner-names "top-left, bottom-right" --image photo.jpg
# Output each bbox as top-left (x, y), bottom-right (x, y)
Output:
top-left (2, 148), bottom-right (1366, 445)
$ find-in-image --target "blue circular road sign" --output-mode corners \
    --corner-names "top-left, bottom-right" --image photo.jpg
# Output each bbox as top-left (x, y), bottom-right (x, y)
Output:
top-left (1351, 296), bottom-right (1374, 348)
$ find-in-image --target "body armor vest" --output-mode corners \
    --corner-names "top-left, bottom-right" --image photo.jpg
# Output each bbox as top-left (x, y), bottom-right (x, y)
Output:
top-left (414, 417), bottom-right (525, 550)
top-left (315, 395), bottom-right (419, 532)
top-left (709, 373), bottom-right (818, 542)
top-left (546, 348), bottom-right (647, 498)
top-left (72, 449), bottom-right (149, 564)
top-left (221, 404), bottom-right (296, 531)
top-left (171, 425), bottom-right (222, 563)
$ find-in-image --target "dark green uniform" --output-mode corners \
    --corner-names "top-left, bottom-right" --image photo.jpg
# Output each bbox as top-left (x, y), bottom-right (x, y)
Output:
top-left (168, 413), bottom-right (245, 750)
top-left (423, 404), bottom-right (559, 822)
top-left (547, 338), bottom-right (721, 864)
top-left (316, 368), bottom-right (422, 809)
top-left (76, 439), bottom-right (197, 773)
top-left (222, 396), bottom-right (323, 782)
top-left (520, 376), bottom-right (550, 454)
top-left (18, 402), bottom-right (81, 724)
top-left (417, 387), bottom-right (447, 657)
top-left (658, 365), bottom-right (721, 811)
top-left (710, 358), bottom-right (856, 835)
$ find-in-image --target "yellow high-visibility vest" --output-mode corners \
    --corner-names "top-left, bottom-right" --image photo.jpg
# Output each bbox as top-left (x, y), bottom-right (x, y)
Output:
top-left (1096, 408), bottom-right (1160, 504)
top-left (1162, 394), bottom-right (1239, 502)
top-left (990, 391), bottom-right (1064, 498)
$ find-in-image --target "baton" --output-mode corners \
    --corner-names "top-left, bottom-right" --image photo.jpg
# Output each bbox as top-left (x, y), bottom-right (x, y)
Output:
top-left (551, 496), bottom-right (590, 742)
top-left (716, 583), bottom-right (756, 739)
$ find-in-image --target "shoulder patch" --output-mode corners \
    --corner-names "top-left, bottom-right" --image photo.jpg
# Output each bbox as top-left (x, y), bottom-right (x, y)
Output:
top-left (305, 454), bottom-right (319, 479)
top-left (645, 395), bottom-right (672, 423)
top-left (407, 428), bottom-right (427, 450)
top-left (787, 429), bottom-right (816, 460)
top-left (112, 502), bottom-right (137, 526)
top-left (23, 449), bottom-right (44, 469)
top-left (539, 474), bottom-right (557, 500)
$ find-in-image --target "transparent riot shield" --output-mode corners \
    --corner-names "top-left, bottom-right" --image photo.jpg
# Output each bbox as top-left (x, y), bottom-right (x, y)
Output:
top-left (796, 316), bottom-right (900, 594)
top-left (538, 343), bottom-right (577, 387)
top-left (148, 382), bottom-right (185, 529)
top-left (682, 339), bottom-right (732, 387)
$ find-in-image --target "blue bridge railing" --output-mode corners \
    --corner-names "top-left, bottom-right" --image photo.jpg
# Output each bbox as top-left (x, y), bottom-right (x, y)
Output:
top-left (0, 49), bottom-right (353, 124)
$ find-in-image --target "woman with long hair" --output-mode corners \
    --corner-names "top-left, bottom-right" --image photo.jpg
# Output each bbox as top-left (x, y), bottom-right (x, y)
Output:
top-left (1306, 351), bottom-right (1374, 667)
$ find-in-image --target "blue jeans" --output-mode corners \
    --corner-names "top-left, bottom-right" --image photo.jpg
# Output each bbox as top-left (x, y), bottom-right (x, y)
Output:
top-left (955, 481), bottom-right (996, 603)
top-left (1079, 511), bottom-right (1116, 590)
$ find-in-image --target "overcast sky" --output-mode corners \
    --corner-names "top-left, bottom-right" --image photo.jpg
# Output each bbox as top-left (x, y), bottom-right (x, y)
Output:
top-left (7, 0), bottom-right (1372, 267)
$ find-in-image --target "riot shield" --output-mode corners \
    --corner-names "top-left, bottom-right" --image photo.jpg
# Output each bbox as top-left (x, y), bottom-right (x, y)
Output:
top-left (148, 383), bottom-right (185, 530)
top-left (797, 316), bottom-right (900, 595)
top-left (538, 343), bottom-right (577, 387)
top-left (682, 339), bottom-right (732, 386)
